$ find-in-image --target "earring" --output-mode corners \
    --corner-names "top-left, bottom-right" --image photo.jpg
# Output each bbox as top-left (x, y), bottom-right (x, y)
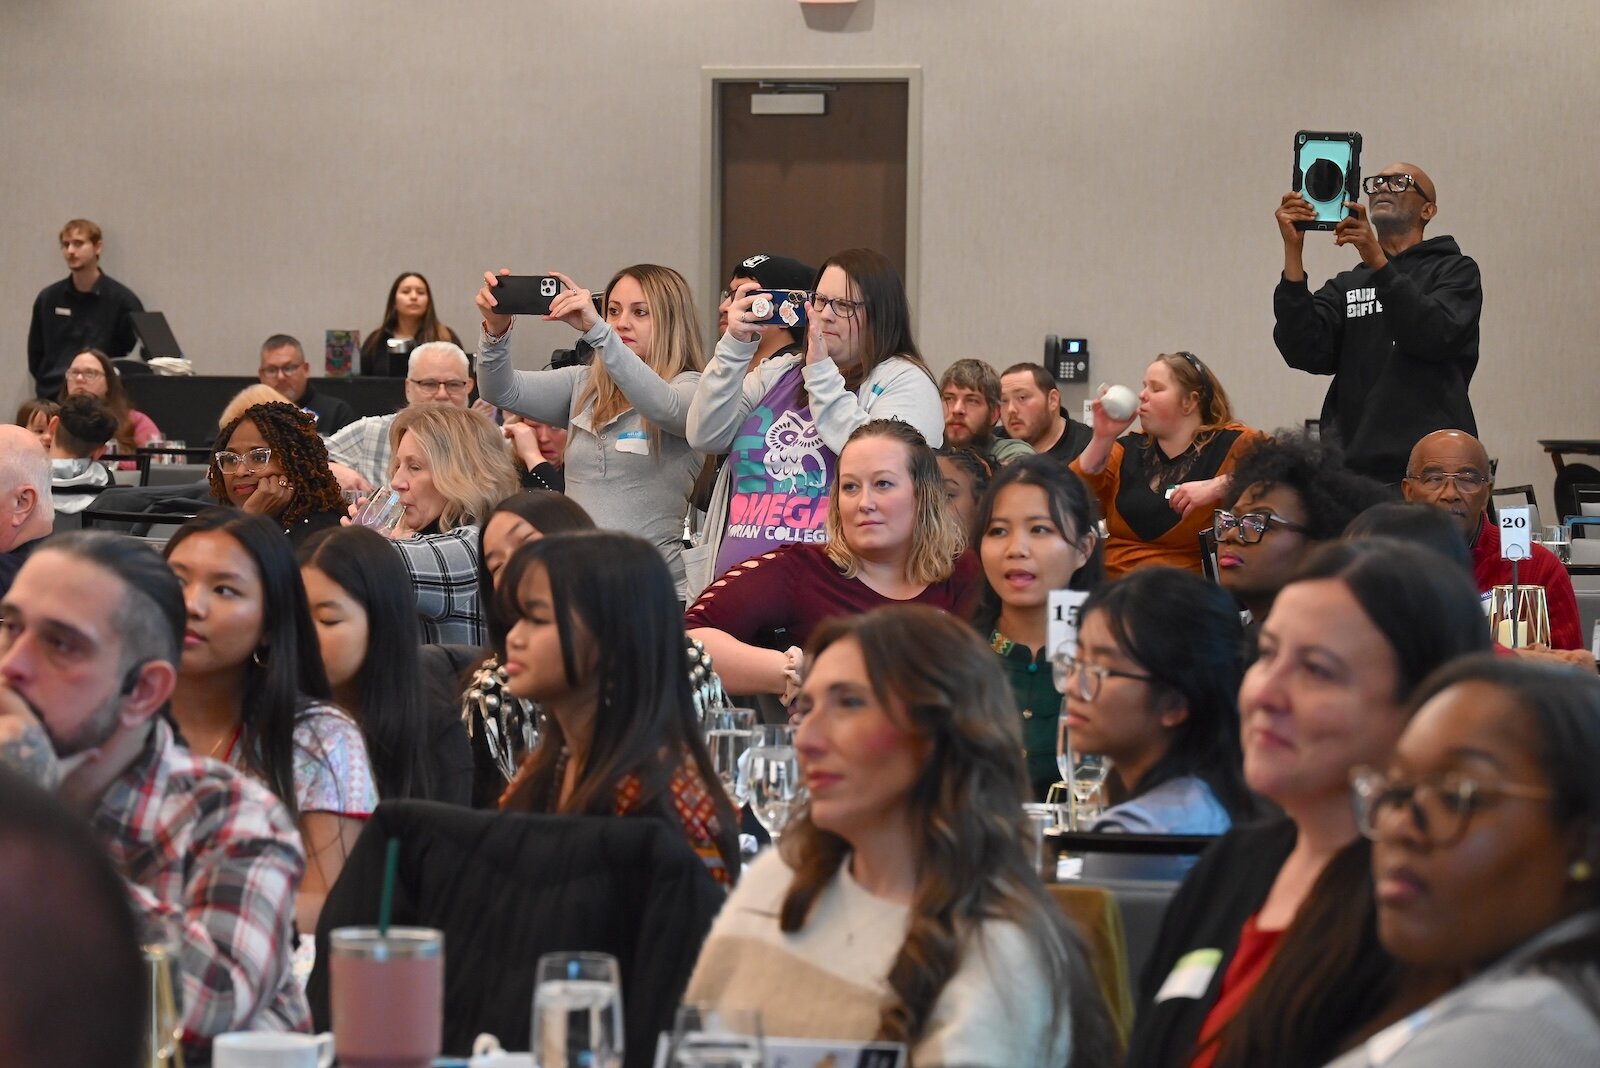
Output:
top-left (1570, 859), bottom-right (1593, 883)
top-left (252, 647), bottom-right (267, 666)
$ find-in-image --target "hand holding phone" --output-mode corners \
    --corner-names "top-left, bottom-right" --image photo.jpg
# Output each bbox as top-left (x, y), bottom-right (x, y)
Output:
top-left (545, 270), bottom-right (601, 333)
top-left (749, 289), bottom-right (809, 329)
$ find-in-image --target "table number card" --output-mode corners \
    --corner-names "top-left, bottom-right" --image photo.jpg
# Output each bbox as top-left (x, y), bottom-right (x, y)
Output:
top-left (1048, 589), bottom-right (1091, 661)
top-left (1499, 505), bottom-right (1532, 561)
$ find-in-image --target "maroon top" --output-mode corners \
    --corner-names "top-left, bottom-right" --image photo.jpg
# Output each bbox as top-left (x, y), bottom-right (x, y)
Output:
top-left (685, 544), bottom-right (980, 649)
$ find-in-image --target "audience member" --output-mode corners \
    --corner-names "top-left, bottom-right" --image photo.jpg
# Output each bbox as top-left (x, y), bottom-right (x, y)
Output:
top-left (999, 362), bottom-right (1092, 463)
top-left (0, 426), bottom-right (54, 599)
top-left (503, 412), bottom-right (568, 492)
top-left (14, 397), bottom-right (57, 446)
top-left (463, 490), bottom-right (596, 808)
top-left (57, 347), bottom-right (163, 453)
top-left (715, 252), bottom-right (814, 367)
top-left (1327, 656), bottom-right (1600, 1068)
top-left (935, 445), bottom-right (992, 542)
top-left (0, 531), bottom-right (308, 1048)
top-left (1127, 540), bottom-right (1492, 1068)
top-left (359, 271), bottom-right (462, 376)
top-left (972, 455), bottom-right (1103, 797)
top-left (1074, 352), bottom-right (1261, 576)
top-left (46, 394), bottom-right (117, 517)
top-left (687, 420), bottom-right (975, 699)
top-left (498, 531), bottom-right (741, 885)
top-left (1216, 432), bottom-right (1389, 624)
top-left (209, 402), bottom-right (347, 545)
top-left (941, 358), bottom-right (1033, 464)
top-left (687, 248), bottom-right (942, 594)
top-left (477, 263), bottom-right (706, 596)
top-left (1344, 500), bottom-right (1471, 571)
top-left (28, 219), bottom-right (145, 398)
top-left (1064, 568), bottom-right (1257, 850)
top-left (1401, 429), bottom-right (1582, 650)
top-left (686, 605), bottom-right (1115, 1067)
top-left (0, 768), bottom-right (144, 1067)
top-left (325, 341), bottom-right (477, 491)
top-left (298, 526), bottom-right (472, 805)
top-left (1274, 163), bottom-right (1482, 485)
top-left (164, 511), bottom-right (378, 934)
top-left (370, 402), bottom-right (519, 645)
top-left (259, 334), bottom-right (356, 434)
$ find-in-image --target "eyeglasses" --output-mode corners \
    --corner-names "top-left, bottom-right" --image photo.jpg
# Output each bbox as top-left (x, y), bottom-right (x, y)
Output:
top-left (1051, 653), bottom-right (1155, 702)
top-left (259, 364), bottom-right (305, 379)
top-left (808, 293), bottom-right (865, 319)
top-left (1350, 765), bottom-right (1552, 847)
top-left (1362, 173), bottom-right (1429, 197)
top-left (1212, 509), bottom-right (1311, 545)
top-left (1404, 470), bottom-right (1490, 492)
top-left (66, 368), bottom-right (106, 380)
top-left (408, 378), bottom-right (471, 395)
top-left (214, 447), bottom-right (273, 473)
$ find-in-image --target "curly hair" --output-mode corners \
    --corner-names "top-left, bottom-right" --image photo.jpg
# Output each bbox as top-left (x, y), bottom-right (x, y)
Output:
top-left (824, 419), bottom-right (965, 585)
top-left (209, 402), bottom-right (344, 529)
top-left (1227, 430), bottom-right (1391, 540)
top-left (780, 605), bottom-right (1116, 1067)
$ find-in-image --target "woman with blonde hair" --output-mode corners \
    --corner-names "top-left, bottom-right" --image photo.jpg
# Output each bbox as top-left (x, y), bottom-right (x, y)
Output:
top-left (686, 419), bottom-right (977, 699)
top-left (362, 402), bottom-right (519, 645)
top-left (217, 384), bottom-right (291, 429)
top-left (474, 263), bottom-right (704, 595)
top-left (686, 604), bottom-right (1115, 1066)
top-left (1073, 351), bottom-right (1263, 576)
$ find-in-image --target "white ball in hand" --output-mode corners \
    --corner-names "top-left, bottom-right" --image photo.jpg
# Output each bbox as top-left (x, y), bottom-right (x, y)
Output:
top-left (1101, 384), bottom-right (1138, 421)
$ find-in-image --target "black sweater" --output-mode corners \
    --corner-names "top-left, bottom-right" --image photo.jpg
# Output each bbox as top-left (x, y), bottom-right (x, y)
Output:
top-left (1273, 234), bottom-right (1481, 485)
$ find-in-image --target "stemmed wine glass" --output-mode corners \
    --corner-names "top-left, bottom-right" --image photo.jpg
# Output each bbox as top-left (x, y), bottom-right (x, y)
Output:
top-left (703, 708), bottom-right (757, 808)
top-left (1055, 711), bottom-right (1109, 830)
top-left (746, 724), bottom-right (804, 847)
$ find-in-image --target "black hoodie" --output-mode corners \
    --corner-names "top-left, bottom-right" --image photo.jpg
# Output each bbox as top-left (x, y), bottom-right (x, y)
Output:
top-left (1273, 234), bottom-right (1481, 484)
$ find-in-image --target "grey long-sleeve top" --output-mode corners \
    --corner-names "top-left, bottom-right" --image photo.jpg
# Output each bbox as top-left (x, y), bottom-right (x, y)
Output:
top-left (477, 321), bottom-right (703, 594)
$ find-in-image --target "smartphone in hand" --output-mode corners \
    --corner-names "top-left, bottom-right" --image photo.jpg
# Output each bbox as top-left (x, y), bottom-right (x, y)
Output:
top-left (749, 289), bottom-right (809, 328)
top-left (491, 275), bottom-right (564, 316)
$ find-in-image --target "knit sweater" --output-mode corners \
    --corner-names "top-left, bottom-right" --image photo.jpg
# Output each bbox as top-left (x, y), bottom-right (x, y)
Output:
top-left (684, 849), bottom-right (1071, 1067)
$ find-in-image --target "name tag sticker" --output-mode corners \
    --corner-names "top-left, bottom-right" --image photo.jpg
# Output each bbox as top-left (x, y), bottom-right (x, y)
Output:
top-left (1154, 948), bottom-right (1222, 1002)
top-left (55, 306), bottom-right (71, 316)
top-left (616, 430), bottom-right (650, 456)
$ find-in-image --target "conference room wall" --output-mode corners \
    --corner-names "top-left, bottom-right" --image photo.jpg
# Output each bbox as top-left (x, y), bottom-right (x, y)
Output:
top-left (3, 1), bottom-right (1594, 498)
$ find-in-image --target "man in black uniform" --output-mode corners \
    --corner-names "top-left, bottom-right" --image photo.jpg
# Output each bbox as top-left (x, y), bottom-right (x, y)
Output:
top-left (1273, 162), bottom-right (1482, 486)
top-left (27, 219), bottom-right (145, 399)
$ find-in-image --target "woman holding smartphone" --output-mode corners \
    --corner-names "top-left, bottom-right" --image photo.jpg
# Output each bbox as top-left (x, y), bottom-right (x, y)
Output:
top-left (475, 265), bottom-right (704, 597)
top-left (686, 248), bottom-right (943, 597)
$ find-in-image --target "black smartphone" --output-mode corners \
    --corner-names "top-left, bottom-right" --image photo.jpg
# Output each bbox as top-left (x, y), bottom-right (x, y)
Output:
top-left (749, 288), bottom-right (809, 328)
top-left (1292, 130), bottom-right (1362, 230)
top-left (491, 274), bottom-right (563, 316)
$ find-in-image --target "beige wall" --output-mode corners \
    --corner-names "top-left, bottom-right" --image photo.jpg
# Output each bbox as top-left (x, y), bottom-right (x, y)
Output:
top-left (3, 1), bottom-right (1596, 499)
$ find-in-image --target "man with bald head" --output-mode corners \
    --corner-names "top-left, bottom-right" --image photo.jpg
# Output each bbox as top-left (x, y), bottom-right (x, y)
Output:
top-left (1402, 429), bottom-right (1582, 650)
top-left (0, 424), bottom-right (55, 599)
top-left (1274, 161), bottom-right (1482, 485)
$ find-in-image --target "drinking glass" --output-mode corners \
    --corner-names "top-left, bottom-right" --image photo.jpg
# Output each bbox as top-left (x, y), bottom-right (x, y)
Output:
top-left (703, 708), bottom-right (757, 807)
top-left (141, 916), bottom-right (183, 1066)
top-left (746, 726), bottom-right (803, 847)
top-left (1547, 524), bottom-right (1572, 565)
top-left (354, 486), bottom-right (405, 532)
top-left (1055, 712), bottom-right (1109, 830)
top-left (669, 1004), bottom-right (765, 1068)
top-left (531, 952), bottom-right (624, 1068)
top-left (329, 926), bottom-right (444, 1068)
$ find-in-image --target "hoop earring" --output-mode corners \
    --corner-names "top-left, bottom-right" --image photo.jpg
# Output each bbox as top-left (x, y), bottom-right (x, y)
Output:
top-left (252, 647), bottom-right (267, 667)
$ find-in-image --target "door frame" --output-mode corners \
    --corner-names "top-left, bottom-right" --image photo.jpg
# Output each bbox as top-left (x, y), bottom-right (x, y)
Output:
top-left (700, 65), bottom-right (924, 331)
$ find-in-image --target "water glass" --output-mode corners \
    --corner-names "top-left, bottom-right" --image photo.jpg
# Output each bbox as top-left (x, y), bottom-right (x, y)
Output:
top-left (141, 916), bottom-right (183, 1066)
top-left (669, 1004), bottom-right (765, 1068)
top-left (1547, 524), bottom-right (1572, 565)
top-left (703, 708), bottom-right (757, 807)
top-left (532, 952), bottom-right (624, 1068)
top-left (329, 926), bottom-right (444, 1068)
top-left (747, 726), bottom-right (803, 846)
top-left (354, 486), bottom-right (405, 532)
top-left (1055, 714), bottom-right (1110, 830)
top-left (1022, 804), bottom-right (1056, 874)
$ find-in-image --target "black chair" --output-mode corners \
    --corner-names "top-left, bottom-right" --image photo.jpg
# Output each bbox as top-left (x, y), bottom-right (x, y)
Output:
top-left (79, 506), bottom-right (202, 538)
top-left (1049, 831), bottom-right (1217, 857)
top-left (1490, 483), bottom-right (1541, 531)
top-left (98, 452), bottom-right (153, 488)
top-left (308, 803), bottom-right (727, 1066)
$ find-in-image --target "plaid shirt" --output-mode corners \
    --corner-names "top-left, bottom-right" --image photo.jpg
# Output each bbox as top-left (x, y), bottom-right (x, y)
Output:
top-left (394, 524), bottom-right (486, 645)
top-left (92, 718), bottom-right (309, 1045)
top-left (324, 412), bottom-right (397, 488)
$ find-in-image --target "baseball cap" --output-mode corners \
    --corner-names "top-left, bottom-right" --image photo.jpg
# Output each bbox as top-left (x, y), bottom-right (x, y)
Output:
top-left (729, 253), bottom-right (816, 294)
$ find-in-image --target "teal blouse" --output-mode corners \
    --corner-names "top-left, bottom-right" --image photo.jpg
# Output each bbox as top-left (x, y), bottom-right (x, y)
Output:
top-left (991, 632), bottom-right (1063, 801)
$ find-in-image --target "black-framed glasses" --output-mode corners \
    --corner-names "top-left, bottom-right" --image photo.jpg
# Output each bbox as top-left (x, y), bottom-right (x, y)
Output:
top-left (808, 293), bottom-right (865, 319)
top-left (1350, 765), bottom-right (1552, 847)
top-left (1212, 509), bottom-right (1311, 545)
top-left (259, 363), bottom-right (305, 379)
top-left (1403, 470), bottom-right (1491, 492)
top-left (1051, 653), bottom-right (1155, 702)
top-left (214, 447), bottom-right (273, 473)
top-left (408, 378), bottom-right (471, 395)
top-left (1362, 173), bottom-right (1426, 197)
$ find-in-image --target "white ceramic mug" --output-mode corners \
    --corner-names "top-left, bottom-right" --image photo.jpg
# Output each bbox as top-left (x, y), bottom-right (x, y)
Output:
top-left (212, 1031), bottom-right (335, 1068)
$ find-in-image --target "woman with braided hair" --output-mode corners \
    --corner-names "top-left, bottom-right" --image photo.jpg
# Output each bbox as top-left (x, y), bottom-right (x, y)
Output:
top-left (208, 401), bottom-right (346, 546)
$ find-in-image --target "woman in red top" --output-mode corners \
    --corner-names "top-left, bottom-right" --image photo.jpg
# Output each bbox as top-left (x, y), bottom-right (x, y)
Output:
top-left (686, 419), bottom-right (976, 701)
top-left (496, 530), bottom-right (740, 887)
top-left (1073, 352), bottom-right (1261, 577)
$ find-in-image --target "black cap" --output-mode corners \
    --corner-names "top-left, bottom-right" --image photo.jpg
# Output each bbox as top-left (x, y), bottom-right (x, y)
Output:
top-left (729, 253), bottom-right (815, 293)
